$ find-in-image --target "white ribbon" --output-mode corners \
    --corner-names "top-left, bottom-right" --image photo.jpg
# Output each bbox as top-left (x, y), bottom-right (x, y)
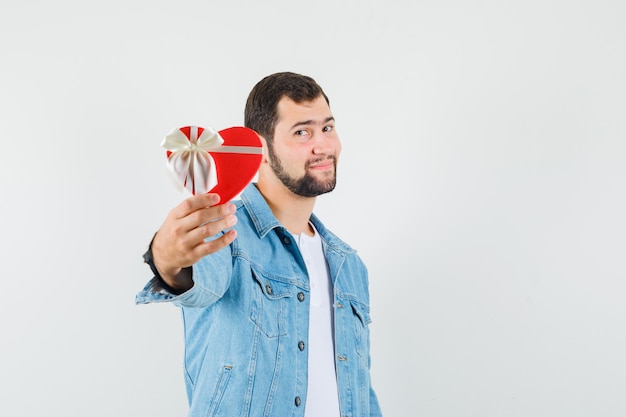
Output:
top-left (161, 126), bottom-right (224, 195)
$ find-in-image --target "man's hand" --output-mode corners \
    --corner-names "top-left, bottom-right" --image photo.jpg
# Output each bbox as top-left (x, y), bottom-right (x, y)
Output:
top-left (151, 193), bottom-right (237, 292)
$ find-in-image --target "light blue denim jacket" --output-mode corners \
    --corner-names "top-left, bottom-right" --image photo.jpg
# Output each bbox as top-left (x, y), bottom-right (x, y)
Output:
top-left (136, 184), bottom-right (382, 417)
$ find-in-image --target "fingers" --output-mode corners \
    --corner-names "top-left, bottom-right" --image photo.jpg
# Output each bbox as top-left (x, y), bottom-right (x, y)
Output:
top-left (190, 228), bottom-right (238, 260)
top-left (152, 194), bottom-right (238, 282)
top-left (170, 194), bottom-right (231, 234)
top-left (167, 220), bottom-right (237, 279)
top-left (172, 193), bottom-right (220, 220)
top-left (185, 203), bottom-right (238, 245)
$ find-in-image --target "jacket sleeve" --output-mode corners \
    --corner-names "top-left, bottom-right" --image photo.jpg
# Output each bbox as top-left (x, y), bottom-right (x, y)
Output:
top-left (135, 243), bottom-right (233, 308)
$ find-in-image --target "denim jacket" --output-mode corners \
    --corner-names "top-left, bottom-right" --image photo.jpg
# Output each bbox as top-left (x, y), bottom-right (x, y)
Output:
top-left (136, 184), bottom-right (382, 417)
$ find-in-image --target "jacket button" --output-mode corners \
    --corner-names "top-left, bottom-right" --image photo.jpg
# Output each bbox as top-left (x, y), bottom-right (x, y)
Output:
top-left (265, 284), bottom-right (273, 295)
top-left (297, 292), bottom-right (305, 302)
top-left (282, 236), bottom-right (291, 245)
top-left (295, 396), bottom-right (301, 407)
top-left (298, 341), bottom-right (305, 351)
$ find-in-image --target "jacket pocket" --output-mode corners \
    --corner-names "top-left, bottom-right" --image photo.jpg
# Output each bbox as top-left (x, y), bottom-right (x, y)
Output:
top-left (349, 299), bottom-right (372, 362)
top-left (206, 365), bottom-right (232, 417)
top-left (250, 268), bottom-right (292, 338)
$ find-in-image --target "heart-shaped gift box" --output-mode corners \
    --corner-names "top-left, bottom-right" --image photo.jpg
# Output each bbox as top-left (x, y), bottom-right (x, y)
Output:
top-left (163, 125), bottom-right (263, 204)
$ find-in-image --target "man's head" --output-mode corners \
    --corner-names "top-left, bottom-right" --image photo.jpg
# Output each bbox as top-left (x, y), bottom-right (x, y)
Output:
top-left (245, 72), bottom-right (340, 198)
top-left (245, 72), bottom-right (329, 144)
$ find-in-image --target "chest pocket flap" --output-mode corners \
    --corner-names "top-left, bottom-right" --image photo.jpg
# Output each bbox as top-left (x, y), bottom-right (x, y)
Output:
top-left (250, 268), bottom-right (293, 338)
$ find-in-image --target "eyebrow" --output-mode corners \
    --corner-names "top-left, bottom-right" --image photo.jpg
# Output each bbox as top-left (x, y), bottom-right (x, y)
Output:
top-left (289, 116), bottom-right (335, 130)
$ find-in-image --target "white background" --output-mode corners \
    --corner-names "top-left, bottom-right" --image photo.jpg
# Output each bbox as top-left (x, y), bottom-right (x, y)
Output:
top-left (1, 1), bottom-right (625, 416)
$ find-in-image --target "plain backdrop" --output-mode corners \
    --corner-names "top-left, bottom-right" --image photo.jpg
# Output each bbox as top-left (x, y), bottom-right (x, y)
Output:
top-left (1, 1), bottom-right (625, 416)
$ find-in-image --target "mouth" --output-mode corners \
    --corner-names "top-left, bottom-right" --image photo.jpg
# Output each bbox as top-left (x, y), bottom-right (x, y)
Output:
top-left (308, 157), bottom-right (335, 171)
top-left (309, 162), bottom-right (334, 170)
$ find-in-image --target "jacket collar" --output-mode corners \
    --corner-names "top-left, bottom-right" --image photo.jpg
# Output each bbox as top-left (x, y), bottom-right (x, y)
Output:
top-left (240, 183), bottom-right (282, 239)
top-left (240, 183), bottom-right (355, 254)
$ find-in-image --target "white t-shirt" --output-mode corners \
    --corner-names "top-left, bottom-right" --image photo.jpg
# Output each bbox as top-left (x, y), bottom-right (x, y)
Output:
top-left (295, 226), bottom-right (341, 417)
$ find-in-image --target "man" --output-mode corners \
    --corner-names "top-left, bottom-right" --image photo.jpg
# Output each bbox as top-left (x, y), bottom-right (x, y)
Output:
top-left (137, 72), bottom-right (382, 417)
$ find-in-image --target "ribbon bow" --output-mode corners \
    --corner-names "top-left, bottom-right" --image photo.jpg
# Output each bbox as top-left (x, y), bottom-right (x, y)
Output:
top-left (161, 126), bottom-right (224, 195)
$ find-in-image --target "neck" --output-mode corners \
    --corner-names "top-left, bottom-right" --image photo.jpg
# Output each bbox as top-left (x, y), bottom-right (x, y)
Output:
top-left (257, 175), bottom-right (316, 236)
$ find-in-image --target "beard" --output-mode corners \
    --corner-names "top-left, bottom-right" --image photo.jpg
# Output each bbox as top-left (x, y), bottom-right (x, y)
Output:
top-left (267, 143), bottom-right (337, 197)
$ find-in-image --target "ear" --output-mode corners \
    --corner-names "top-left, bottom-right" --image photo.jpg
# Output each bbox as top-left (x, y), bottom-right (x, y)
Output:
top-left (258, 135), bottom-right (270, 164)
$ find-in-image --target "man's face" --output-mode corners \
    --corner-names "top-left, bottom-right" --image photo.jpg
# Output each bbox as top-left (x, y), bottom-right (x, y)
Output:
top-left (266, 95), bottom-right (342, 197)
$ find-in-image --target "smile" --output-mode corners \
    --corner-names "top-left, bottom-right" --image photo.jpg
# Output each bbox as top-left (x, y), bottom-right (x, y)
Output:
top-left (308, 156), bottom-right (335, 171)
top-left (309, 161), bottom-right (334, 170)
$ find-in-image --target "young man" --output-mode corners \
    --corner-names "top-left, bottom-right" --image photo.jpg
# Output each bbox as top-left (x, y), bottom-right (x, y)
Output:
top-left (137, 72), bottom-right (382, 417)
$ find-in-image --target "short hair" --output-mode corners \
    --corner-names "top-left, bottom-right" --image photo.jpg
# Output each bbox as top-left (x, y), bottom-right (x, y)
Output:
top-left (244, 72), bottom-right (330, 143)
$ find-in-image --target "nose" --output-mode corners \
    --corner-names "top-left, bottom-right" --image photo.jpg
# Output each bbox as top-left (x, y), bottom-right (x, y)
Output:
top-left (312, 132), bottom-right (334, 155)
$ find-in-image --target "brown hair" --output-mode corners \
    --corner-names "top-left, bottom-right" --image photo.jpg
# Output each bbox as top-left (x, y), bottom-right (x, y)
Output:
top-left (244, 72), bottom-right (329, 143)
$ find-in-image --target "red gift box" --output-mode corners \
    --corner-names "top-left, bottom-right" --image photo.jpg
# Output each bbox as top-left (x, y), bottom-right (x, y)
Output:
top-left (163, 125), bottom-right (263, 204)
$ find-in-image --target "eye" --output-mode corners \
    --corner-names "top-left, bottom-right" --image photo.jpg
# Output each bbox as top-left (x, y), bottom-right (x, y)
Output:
top-left (294, 129), bottom-right (311, 139)
top-left (322, 125), bottom-right (334, 133)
